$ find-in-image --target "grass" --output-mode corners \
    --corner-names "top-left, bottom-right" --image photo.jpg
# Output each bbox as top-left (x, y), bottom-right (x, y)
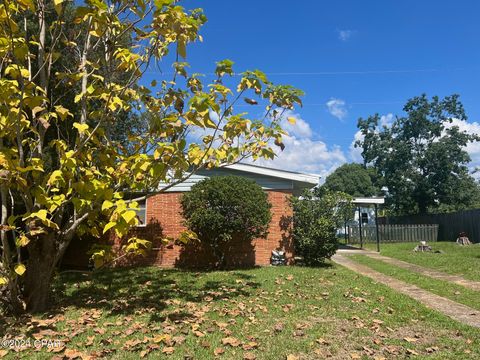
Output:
top-left (363, 242), bottom-right (480, 282)
top-left (351, 254), bottom-right (480, 312)
top-left (1, 265), bottom-right (479, 359)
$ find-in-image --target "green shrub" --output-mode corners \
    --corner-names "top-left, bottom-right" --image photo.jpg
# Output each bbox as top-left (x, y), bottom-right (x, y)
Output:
top-left (180, 176), bottom-right (272, 268)
top-left (292, 188), bottom-right (353, 265)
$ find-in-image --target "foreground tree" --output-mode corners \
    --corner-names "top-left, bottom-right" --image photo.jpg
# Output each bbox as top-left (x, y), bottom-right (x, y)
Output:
top-left (292, 188), bottom-right (353, 266)
top-left (181, 176), bottom-right (271, 269)
top-left (356, 94), bottom-right (480, 215)
top-left (323, 163), bottom-right (380, 197)
top-left (0, 0), bottom-right (303, 312)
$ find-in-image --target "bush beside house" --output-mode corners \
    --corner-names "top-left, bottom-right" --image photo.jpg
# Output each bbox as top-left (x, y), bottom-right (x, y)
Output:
top-left (292, 188), bottom-right (353, 265)
top-left (181, 176), bottom-right (272, 269)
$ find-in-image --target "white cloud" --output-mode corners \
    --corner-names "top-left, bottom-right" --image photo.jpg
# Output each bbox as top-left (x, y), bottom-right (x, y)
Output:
top-left (338, 30), bottom-right (354, 41)
top-left (251, 112), bottom-right (347, 180)
top-left (326, 98), bottom-right (348, 120)
top-left (349, 130), bottom-right (364, 163)
top-left (254, 136), bottom-right (346, 180)
top-left (444, 118), bottom-right (480, 175)
top-left (380, 113), bottom-right (395, 128)
top-left (279, 110), bottom-right (312, 138)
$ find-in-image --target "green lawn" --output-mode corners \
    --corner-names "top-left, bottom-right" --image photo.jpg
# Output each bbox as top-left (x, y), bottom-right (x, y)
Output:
top-left (351, 254), bottom-right (480, 312)
top-left (364, 242), bottom-right (480, 282)
top-left (1, 265), bottom-right (480, 359)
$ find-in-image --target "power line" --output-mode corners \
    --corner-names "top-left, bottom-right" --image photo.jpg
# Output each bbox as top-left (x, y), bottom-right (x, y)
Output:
top-left (144, 66), bottom-right (475, 76)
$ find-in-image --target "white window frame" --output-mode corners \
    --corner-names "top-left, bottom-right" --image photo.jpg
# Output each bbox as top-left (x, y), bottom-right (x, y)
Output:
top-left (132, 198), bottom-right (147, 227)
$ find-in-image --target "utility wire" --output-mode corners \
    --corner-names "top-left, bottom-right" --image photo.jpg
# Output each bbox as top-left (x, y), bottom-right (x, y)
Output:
top-left (144, 66), bottom-right (475, 76)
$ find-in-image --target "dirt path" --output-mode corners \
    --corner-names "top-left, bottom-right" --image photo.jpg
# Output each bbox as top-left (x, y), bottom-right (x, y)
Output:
top-left (332, 253), bottom-right (480, 328)
top-left (364, 252), bottom-right (480, 292)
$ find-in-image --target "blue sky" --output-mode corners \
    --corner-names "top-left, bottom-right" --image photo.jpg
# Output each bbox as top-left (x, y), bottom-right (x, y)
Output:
top-left (145, 0), bottom-right (480, 178)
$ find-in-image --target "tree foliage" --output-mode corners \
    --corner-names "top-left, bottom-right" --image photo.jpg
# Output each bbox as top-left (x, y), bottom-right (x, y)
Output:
top-left (356, 94), bottom-right (480, 215)
top-left (323, 163), bottom-right (380, 197)
top-left (0, 0), bottom-right (303, 312)
top-left (180, 176), bottom-right (272, 269)
top-left (292, 188), bottom-right (353, 266)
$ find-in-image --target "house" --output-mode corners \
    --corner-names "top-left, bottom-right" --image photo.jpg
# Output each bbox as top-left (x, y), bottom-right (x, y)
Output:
top-left (62, 164), bottom-right (320, 269)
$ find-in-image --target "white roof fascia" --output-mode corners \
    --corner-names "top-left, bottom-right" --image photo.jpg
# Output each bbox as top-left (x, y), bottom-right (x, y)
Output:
top-left (352, 197), bottom-right (385, 205)
top-left (224, 163), bottom-right (320, 185)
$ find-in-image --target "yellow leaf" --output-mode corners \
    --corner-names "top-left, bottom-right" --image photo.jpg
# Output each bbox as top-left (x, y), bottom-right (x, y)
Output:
top-left (53, 0), bottom-right (64, 15)
top-left (101, 200), bottom-right (114, 211)
top-left (17, 0), bottom-right (35, 11)
top-left (103, 221), bottom-right (117, 234)
top-left (14, 264), bottom-right (26, 276)
top-left (0, 277), bottom-right (7, 285)
top-left (16, 235), bottom-right (30, 247)
top-left (33, 209), bottom-right (48, 221)
top-left (121, 210), bottom-right (137, 224)
top-left (73, 122), bottom-right (89, 133)
top-left (54, 105), bottom-right (72, 121)
top-left (47, 170), bottom-right (63, 186)
top-left (287, 116), bottom-right (296, 125)
top-left (74, 93), bottom-right (84, 103)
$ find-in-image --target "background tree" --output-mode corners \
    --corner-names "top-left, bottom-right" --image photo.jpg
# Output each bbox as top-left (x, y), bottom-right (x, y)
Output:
top-left (292, 187), bottom-right (353, 266)
top-left (323, 163), bottom-right (380, 197)
top-left (356, 94), bottom-right (480, 215)
top-left (180, 176), bottom-right (272, 269)
top-left (0, 0), bottom-right (303, 312)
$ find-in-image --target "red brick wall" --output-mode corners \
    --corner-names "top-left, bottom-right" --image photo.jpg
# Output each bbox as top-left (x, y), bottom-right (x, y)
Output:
top-left (115, 190), bottom-right (294, 268)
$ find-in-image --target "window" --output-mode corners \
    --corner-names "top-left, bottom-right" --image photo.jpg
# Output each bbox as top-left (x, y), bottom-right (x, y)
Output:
top-left (361, 212), bottom-right (369, 224)
top-left (134, 199), bottom-right (146, 226)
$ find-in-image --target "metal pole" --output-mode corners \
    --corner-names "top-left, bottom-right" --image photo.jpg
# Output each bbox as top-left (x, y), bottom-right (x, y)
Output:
top-left (344, 220), bottom-right (347, 244)
top-left (358, 207), bottom-right (363, 249)
top-left (375, 204), bottom-right (380, 252)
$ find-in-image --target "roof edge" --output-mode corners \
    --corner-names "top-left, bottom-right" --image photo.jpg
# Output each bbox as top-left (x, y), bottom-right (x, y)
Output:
top-left (223, 163), bottom-right (320, 185)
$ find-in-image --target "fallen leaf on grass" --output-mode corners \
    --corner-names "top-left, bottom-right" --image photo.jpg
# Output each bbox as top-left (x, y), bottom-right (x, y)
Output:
top-left (286, 355), bottom-right (299, 360)
top-left (406, 349), bottom-right (419, 356)
top-left (85, 336), bottom-right (95, 347)
top-left (214, 347), bottom-right (225, 356)
top-left (274, 323), bottom-right (284, 333)
top-left (362, 346), bottom-right (375, 355)
top-left (64, 349), bottom-right (91, 360)
top-left (48, 345), bottom-right (66, 353)
top-left (0, 350), bottom-right (8, 358)
top-left (153, 334), bottom-right (171, 344)
top-left (403, 337), bottom-right (417, 343)
top-left (93, 328), bottom-right (106, 335)
top-left (172, 335), bottom-right (186, 345)
top-left (244, 352), bottom-right (256, 360)
top-left (426, 346), bottom-right (439, 353)
top-left (351, 296), bottom-right (367, 303)
top-left (316, 338), bottom-right (330, 345)
top-left (162, 346), bottom-right (175, 355)
top-left (222, 337), bottom-right (241, 347)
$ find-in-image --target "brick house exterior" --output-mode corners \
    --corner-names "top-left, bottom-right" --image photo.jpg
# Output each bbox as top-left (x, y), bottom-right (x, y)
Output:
top-left (62, 164), bottom-right (319, 269)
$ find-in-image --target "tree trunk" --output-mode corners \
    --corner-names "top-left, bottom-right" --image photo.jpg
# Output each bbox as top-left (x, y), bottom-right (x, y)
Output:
top-left (23, 234), bottom-right (57, 313)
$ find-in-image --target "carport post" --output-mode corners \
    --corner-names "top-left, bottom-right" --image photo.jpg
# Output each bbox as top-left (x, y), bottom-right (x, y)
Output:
top-left (375, 204), bottom-right (380, 252)
top-left (358, 206), bottom-right (363, 249)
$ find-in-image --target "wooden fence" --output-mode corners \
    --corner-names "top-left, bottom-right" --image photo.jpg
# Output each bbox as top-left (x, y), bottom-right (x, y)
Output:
top-left (348, 224), bottom-right (439, 244)
top-left (379, 208), bottom-right (480, 243)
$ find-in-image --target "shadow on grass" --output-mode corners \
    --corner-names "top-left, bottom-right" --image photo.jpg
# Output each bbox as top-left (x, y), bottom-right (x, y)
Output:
top-left (51, 266), bottom-right (260, 321)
